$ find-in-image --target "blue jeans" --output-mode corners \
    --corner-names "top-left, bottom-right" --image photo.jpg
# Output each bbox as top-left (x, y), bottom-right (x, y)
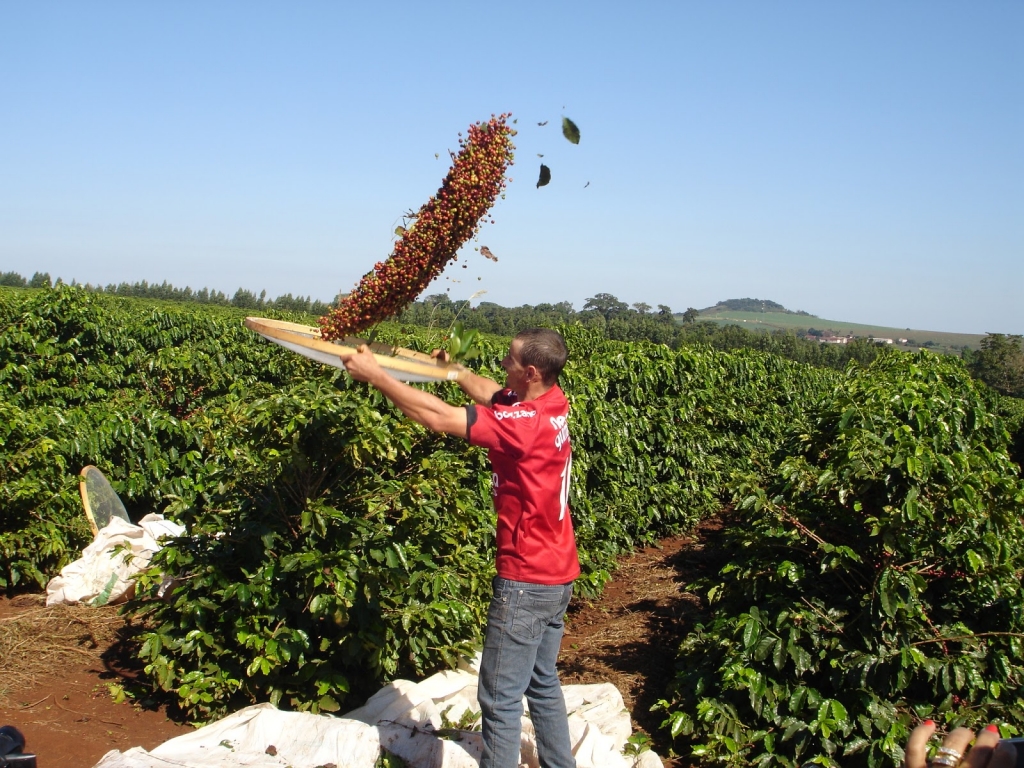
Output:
top-left (478, 576), bottom-right (576, 768)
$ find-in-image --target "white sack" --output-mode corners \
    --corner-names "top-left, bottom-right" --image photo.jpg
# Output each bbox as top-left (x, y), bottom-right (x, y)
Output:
top-left (93, 661), bottom-right (663, 768)
top-left (94, 703), bottom-right (381, 768)
top-left (46, 514), bottom-right (185, 607)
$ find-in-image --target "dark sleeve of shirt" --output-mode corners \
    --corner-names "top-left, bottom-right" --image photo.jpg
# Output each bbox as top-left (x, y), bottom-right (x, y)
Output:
top-left (467, 389), bottom-right (519, 444)
top-left (491, 389), bottom-right (519, 406)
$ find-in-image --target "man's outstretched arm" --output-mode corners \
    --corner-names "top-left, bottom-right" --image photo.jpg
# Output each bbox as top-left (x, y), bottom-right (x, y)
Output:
top-left (430, 351), bottom-right (503, 406)
top-left (341, 346), bottom-right (469, 437)
top-left (453, 367), bottom-right (503, 406)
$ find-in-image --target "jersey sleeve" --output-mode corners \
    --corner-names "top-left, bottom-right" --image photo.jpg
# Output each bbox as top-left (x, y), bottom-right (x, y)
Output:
top-left (466, 401), bottom-right (540, 458)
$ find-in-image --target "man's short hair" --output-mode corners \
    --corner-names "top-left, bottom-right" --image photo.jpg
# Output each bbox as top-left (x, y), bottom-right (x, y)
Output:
top-left (515, 328), bottom-right (568, 385)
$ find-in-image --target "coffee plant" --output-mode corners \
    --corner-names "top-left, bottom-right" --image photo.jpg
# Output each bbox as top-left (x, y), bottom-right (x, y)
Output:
top-left (133, 380), bottom-right (496, 716)
top-left (657, 352), bottom-right (1024, 767)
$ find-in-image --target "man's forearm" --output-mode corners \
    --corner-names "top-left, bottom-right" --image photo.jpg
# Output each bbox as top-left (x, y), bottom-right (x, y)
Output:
top-left (340, 345), bottom-right (474, 436)
top-left (369, 369), bottom-right (469, 437)
top-left (456, 369), bottom-right (503, 405)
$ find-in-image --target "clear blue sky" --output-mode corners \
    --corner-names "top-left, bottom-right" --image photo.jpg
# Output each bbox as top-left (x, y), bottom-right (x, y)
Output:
top-left (2, 2), bottom-right (1021, 334)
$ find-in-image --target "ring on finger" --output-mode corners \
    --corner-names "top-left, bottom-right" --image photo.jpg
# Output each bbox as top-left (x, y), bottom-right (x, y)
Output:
top-left (929, 746), bottom-right (964, 767)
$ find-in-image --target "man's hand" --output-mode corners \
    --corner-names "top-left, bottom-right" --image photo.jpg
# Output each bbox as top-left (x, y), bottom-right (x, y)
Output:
top-left (431, 348), bottom-right (470, 376)
top-left (340, 345), bottom-right (385, 384)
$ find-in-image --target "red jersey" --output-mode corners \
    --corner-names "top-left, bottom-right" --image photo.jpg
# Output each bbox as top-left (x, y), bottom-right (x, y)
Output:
top-left (466, 385), bottom-right (580, 585)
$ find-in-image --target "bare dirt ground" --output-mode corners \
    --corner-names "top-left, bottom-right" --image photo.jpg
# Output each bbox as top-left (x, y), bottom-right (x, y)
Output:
top-left (0, 524), bottom-right (722, 768)
top-left (0, 594), bottom-right (187, 767)
top-left (560, 522), bottom-right (723, 766)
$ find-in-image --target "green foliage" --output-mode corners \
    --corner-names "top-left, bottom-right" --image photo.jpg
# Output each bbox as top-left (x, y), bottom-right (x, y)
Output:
top-left (969, 333), bottom-right (1024, 398)
top-left (445, 321), bottom-right (481, 363)
top-left (711, 298), bottom-right (794, 314)
top-left (0, 399), bottom-right (83, 589)
top-left (0, 271), bottom-right (27, 288)
top-left (657, 353), bottom-right (1024, 767)
top-left (995, 395), bottom-right (1024, 470)
top-left (135, 380), bottom-right (494, 717)
top-left (623, 732), bottom-right (653, 758)
top-left (583, 293), bottom-right (630, 319)
top-left (564, 337), bottom-right (837, 575)
top-left (132, 326), bottom-right (831, 718)
top-left (0, 270), bottom-right (332, 314)
top-left (0, 285), bottom-right (319, 588)
top-left (29, 271), bottom-right (52, 289)
top-left (1, 285), bottom-right (840, 723)
top-left (437, 705), bottom-right (482, 739)
top-left (5, 284), bottom-right (1022, 763)
top-left (398, 293), bottom-right (887, 372)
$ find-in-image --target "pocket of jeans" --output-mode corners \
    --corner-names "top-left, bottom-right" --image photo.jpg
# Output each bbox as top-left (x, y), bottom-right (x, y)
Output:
top-left (510, 590), bottom-right (564, 641)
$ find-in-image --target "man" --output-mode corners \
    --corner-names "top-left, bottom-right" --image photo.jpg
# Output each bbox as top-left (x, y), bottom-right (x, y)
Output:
top-left (340, 327), bottom-right (579, 768)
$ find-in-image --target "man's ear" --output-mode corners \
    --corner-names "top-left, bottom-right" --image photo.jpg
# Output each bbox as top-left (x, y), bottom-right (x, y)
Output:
top-left (526, 365), bottom-right (541, 383)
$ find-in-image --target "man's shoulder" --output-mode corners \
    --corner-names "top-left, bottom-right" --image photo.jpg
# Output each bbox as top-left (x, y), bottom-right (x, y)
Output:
top-left (533, 384), bottom-right (568, 414)
top-left (490, 388), bottom-right (519, 407)
top-left (487, 386), bottom-right (567, 421)
top-left (477, 391), bottom-right (539, 428)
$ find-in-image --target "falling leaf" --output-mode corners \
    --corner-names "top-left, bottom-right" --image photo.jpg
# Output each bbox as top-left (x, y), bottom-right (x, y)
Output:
top-left (536, 164), bottom-right (551, 188)
top-left (583, 181), bottom-right (590, 188)
top-left (480, 246), bottom-right (498, 262)
top-left (537, 153), bottom-right (544, 157)
top-left (537, 120), bottom-right (548, 126)
top-left (562, 117), bottom-right (581, 144)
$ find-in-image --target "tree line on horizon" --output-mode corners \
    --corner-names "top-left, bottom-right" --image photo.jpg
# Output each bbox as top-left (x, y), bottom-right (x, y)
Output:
top-left (400, 291), bottom-right (890, 372)
top-left (0, 270), bottom-right (332, 315)
top-left (3, 271), bottom-right (1020, 400)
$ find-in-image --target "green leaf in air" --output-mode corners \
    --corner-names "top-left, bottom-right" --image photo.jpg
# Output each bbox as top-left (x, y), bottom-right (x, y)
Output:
top-left (562, 116), bottom-right (581, 144)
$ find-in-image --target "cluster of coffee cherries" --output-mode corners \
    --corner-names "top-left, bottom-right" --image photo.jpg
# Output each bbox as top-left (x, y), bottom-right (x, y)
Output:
top-left (320, 114), bottom-right (516, 340)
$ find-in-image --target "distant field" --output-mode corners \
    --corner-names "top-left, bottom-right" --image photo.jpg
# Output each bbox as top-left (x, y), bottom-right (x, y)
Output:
top-left (695, 308), bottom-right (984, 351)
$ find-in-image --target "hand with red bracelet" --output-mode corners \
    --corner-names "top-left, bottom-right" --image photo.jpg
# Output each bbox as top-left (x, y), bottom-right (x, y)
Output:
top-left (904, 720), bottom-right (1016, 768)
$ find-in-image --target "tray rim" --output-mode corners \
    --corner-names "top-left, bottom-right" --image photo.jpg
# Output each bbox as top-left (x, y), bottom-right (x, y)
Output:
top-left (244, 317), bottom-right (463, 382)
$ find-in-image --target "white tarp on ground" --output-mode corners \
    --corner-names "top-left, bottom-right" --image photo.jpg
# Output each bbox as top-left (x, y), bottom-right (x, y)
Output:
top-left (93, 656), bottom-right (663, 768)
top-left (46, 514), bottom-right (185, 607)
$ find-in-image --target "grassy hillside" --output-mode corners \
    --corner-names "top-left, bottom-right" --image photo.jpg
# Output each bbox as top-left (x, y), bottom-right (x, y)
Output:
top-left (697, 304), bottom-right (983, 352)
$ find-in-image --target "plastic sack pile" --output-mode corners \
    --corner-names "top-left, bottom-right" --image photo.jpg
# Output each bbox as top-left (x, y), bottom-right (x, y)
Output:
top-left (93, 656), bottom-right (664, 768)
top-left (45, 514), bottom-right (185, 607)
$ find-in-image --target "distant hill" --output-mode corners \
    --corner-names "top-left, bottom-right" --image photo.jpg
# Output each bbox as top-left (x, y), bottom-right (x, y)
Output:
top-left (702, 298), bottom-right (815, 316)
top-left (695, 299), bottom-right (984, 352)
